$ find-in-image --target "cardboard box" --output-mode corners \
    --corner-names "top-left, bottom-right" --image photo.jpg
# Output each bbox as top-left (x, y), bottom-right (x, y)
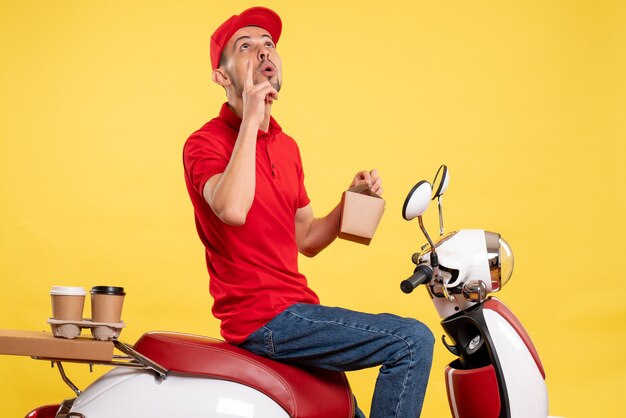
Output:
top-left (338, 184), bottom-right (385, 245)
top-left (0, 329), bottom-right (114, 362)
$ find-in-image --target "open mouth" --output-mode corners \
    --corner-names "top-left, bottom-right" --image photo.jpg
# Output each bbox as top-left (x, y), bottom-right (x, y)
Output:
top-left (259, 61), bottom-right (276, 78)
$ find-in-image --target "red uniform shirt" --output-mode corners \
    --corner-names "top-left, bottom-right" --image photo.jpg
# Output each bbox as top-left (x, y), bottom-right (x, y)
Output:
top-left (183, 103), bottom-right (320, 344)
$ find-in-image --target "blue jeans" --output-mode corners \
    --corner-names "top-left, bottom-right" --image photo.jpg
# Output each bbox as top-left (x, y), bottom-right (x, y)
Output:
top-left (239, 303), bottom-right (435, 418)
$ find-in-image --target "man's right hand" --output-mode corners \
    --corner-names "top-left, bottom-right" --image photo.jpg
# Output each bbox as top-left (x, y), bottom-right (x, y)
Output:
top-left (204, 59), bottom-right (275, 226)
top-left (242, 59), bottom-right (278, 127)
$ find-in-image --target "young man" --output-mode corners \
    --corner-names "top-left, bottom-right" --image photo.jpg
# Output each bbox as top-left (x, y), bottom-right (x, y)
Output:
top-left (183, 7), bottom-right (434, 417)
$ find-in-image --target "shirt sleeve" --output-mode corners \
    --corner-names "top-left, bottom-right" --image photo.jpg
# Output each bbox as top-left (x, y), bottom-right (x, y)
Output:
top-left (183, 131), bottom-right (231, 196)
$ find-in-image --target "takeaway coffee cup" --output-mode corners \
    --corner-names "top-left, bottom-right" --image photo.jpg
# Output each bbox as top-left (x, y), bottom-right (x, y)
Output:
top-left (90, 286), bottom-right (125, 340)
top-left (90, 286), bottom-right (125, 323)
top-left (50, 286), bottom-right (86, 321)
top-left (50, 286), bottom-right (86, 338)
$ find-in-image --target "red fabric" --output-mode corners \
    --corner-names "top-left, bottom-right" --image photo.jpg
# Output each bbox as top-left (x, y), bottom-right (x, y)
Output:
top-left (134, 332), bottom-right (354, 418)
top-left (210, 7), bottom-right (282, 70)
top-left (183, 103), bottom-right (319, 344)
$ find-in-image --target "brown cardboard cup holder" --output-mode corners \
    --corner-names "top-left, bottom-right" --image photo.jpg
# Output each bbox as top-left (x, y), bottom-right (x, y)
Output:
top-left (47, 318), bottom-right (126, 341)
top-left (338, 184), bottom-right (386, 245)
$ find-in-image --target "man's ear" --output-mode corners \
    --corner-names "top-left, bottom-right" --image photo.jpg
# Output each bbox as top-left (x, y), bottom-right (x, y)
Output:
top-left (212, 68), bottom-right (231, 87)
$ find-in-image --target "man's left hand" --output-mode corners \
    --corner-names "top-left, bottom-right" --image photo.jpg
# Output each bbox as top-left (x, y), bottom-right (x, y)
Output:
top-left (350, 169), bottom-right (383, 196)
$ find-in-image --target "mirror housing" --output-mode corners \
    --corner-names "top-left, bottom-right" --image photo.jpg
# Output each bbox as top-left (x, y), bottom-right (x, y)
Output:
top-left (402, 181), bottom-right (432, 221)
top-left (432, 165), bottom-right (450, 200)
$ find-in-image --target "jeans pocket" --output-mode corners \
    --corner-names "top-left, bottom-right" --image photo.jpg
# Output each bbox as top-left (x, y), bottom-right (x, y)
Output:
top-left (262, 326), bottom-right (275, 357)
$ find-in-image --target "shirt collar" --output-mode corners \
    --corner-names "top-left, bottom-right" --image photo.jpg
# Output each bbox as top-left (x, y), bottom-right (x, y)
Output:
top-left (219, 102), bottom-right (282, 138)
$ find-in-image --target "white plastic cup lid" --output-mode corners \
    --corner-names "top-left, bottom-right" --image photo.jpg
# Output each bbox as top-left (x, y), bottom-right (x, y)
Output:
top-left (50, 286), bottom-right (86, 296)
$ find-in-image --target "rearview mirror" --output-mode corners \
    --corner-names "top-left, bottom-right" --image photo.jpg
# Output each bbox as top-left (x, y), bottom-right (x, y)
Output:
top-left (402, 181), bottom-right (432, 221)
top-left (432, 165), bottom-right (450, 200)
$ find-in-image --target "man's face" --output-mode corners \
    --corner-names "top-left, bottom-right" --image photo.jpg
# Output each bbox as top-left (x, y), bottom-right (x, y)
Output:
top-left (221, 26), bottom-right (282, 95)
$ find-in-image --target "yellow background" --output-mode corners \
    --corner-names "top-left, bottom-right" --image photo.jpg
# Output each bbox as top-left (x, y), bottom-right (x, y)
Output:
top-left (1, 1), bottom-right (624, 416)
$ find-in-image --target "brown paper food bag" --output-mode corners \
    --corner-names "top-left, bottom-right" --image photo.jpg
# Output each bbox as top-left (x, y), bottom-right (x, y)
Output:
top-left (338, 184), bottom-right (386, 245)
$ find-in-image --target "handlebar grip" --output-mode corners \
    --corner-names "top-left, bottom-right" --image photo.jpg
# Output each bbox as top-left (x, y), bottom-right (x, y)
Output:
top-left (400, 264), bottom-right (433, 294)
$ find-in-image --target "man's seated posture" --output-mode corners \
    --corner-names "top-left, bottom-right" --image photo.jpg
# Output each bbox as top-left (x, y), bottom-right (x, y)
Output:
top-left (183, 7), bottom-right (434, 417)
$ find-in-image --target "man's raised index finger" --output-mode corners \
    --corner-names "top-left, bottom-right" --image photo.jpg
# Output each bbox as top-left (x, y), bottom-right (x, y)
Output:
top-left (245, 59), bottom-right (254, 87)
